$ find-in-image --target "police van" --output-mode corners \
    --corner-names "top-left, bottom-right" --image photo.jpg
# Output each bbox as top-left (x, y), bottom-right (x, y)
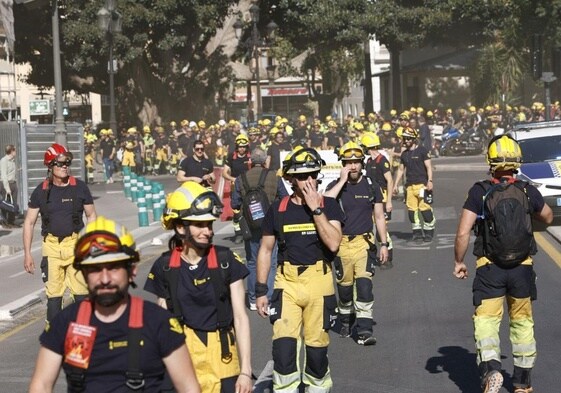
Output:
top-left (509, 120), bottom-right (561, 218)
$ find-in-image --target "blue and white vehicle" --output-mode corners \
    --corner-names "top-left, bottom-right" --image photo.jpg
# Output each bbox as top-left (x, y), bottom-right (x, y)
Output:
top-left (509, 121), bottom-right (561, 218)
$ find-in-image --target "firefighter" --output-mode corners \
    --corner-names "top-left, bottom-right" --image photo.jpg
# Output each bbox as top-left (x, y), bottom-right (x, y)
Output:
top-left (362, 133), bottom-right (395, 269)
top-left (145, 182), bottom-right (252, 393)
top-left (324, 141), bottom-right (389, 345)
top-left (222, 134), bottom-right (252, 244)
top-left (453, 135), bottom-right (553, 393)
top-left (256, 147), bottom-right (344, 392)
top-left (393, 127), bottom-right (436, 242)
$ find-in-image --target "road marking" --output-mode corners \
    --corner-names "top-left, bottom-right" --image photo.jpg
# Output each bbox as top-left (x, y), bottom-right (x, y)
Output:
top-left (0, 315), bottom-right (42, 343)
top-left (9, 271), bottom-right (26, 278)
top-left (106, 190), bottom-right (123, 194)
top-left (535, 232), bottom-right (561, 269)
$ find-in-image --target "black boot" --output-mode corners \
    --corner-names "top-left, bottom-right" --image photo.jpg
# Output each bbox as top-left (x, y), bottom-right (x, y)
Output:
top-left (424, 229), bottom-right (434, 242)
top-left (411, 229), bottom-right (423, 243)
top-left (46, 297), bottom-right (63, 324)
top-left (512, 366), bottom-right (532, 391)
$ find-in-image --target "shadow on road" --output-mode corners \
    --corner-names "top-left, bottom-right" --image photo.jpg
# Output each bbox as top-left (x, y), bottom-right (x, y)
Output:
top-left (425, 346), bottom-right (480, 393)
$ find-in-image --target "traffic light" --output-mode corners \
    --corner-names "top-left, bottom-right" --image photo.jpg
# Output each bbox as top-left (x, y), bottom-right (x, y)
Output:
top-left (531, 34), bottom-right (543, 81)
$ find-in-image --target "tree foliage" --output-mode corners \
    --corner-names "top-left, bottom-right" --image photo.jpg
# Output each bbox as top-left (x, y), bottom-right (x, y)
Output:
top-left (14, 0), bottom-right (238, 126)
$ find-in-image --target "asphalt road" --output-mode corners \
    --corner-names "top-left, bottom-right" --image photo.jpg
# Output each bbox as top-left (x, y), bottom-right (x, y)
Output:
top-left (1, 156), bottom-right (560, 393)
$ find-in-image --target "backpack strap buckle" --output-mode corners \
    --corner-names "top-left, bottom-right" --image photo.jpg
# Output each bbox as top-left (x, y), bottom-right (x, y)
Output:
top-left (125, 371), bottom-right (145, 390)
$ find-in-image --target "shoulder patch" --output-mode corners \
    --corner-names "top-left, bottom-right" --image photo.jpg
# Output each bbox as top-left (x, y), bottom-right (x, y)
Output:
top-left (169, 317), bottom-right (184, 335)
top-left (384, 162), bottom-right (389, 169)
top-left (147, 272), bottom-right (154, 280)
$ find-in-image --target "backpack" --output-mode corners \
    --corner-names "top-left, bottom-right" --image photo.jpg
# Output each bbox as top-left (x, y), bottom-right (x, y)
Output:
top-left (65, 296), bottom-right (145, 392)
top-left (240, 169), bottom-right (271, 232)
top-left (476, 179), bottom-right (535, 267)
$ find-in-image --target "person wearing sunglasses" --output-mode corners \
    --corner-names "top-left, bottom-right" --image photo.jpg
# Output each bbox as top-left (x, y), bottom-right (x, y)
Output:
top-left (176, 140), bottom-right (215, 189)
top-left (256, 147), bottom-right (344, 393)
top-left (23, 143), bottom-right (97, 325)
top-left (324, 141), bottom-right (389, 346)
top-left (392, 127), bottom-right (436, 243)
top-left (29, 216), bottom-right (201, 393)
top-left (145, 181), bottom-right (252, 393)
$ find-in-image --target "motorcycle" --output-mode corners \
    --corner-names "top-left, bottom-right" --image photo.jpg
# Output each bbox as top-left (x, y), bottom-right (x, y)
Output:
top-left (440, 127), bottom-right (485, 156)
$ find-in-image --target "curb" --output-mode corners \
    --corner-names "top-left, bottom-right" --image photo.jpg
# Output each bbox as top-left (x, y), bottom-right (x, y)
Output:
top-left (0, 289), bottom-right (43, 321)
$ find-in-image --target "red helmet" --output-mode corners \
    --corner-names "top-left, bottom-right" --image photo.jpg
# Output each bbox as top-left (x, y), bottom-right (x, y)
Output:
top-left (44, 143), bottom-right (73, 166)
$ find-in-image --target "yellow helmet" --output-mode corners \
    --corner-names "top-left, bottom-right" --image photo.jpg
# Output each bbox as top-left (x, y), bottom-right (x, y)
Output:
top-left (360, 133), bottom-right (381, 149)
top-left (162, 182), bottom-right (223, 229)
top-left (180, 119), bottom-right (189, 127)
top-left (269, 127), bottom-right (280, 136)
top-left (198, 120), bottom-right (206, 129)
top-left (381, 122), bottom-right (392, 132)
top-left (339, 141), bottom-right (365, 161)
top-left (235, 134), bottom-right (249, 146)
top-left (390, 109), bottom-right (397, 117)
top-left (170, 121), bottom-right (177, 127)
top-left (261, 118), bottom-right (272, 127)
top-left (359, 111), bottom-right (366, 118)
top-left (298, 115), bottom-right (307, 122)
top-left (325, 115), bottom-right (333, 122)
top-left (143, 125), bottom-right (151, 133)
top-left (352, 122), bottom-right (365, 131)
top-left (399, 112), bottom-right (410, 121)
top-left (368, 112), bottom-right (376, 120)
top-left (107, 129), bottom-right (114, 136)
top-left (99, 128), bottom-right (108, 136)
top-left (73, 216), bottom-right (139, 268)
top-left (127, 127), bottom-right (137, 134)
top-left (283, 147), bottom-right (324, 175)
top-left (157, 126), bottom-right (165, 133)
top-left (486, 135), bottom-right (522, 171)
top-left (401, 127), bottom-right (419, 139)
top-left (416, 107), bottom-right (424, 114)
top-left (468, 105), bottom-right (476, 113)
top-left (248, 127), bottom-right (261, 136)
top-left (426, 111), bottom-right (434, 118)
top-left (328, 120), bottom-right (337, 128)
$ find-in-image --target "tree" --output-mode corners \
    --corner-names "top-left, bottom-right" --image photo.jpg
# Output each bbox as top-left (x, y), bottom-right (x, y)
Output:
top-left (267, 0), bottom-right (373, 118)
top-left (14, 0), bottom-right (239, 126)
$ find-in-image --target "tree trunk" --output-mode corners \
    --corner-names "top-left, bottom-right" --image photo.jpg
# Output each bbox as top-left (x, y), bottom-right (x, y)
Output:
top-left (317, 94), bottom-right (336, 120)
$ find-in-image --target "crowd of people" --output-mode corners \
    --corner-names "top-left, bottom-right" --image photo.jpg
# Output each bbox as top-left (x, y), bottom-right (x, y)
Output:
top-left (17, 98), bottom-right (557, 393)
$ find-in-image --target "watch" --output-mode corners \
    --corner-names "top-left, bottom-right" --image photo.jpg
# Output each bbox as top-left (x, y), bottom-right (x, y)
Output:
top-left (380, 242), bottom-right (389, 247)
top-left (312, 207), bottom-right (324, 216)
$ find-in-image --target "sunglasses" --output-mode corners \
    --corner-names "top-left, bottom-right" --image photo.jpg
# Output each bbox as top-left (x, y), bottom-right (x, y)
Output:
top-left (53, 160), bottom-right (72, 167)
top-left (194, 147), bottom-right (204, 152)
top-left (293, 172), bottom-right (319, 181)
top-left (402, 137), bottom-right (415, 142)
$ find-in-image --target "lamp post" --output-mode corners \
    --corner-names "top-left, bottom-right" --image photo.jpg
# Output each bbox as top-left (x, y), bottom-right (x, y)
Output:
top-left (266, 64), bottom-right (276, 112)
top-left (98, 0), bottom-right (122, 135)
top-left (52, 0), bottom-right (66, 145)
top-left (234, 5), bottom-right (277, 121)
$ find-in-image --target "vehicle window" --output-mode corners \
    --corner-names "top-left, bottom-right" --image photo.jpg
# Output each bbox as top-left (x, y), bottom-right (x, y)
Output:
top-left (518, 135), bottom-right (561, 163)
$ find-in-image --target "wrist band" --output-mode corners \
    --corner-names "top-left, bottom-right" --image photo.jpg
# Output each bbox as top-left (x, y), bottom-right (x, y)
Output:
top-left (239, 372), bottom-right (252, 379)
top-left (255, 282), bottom-right (269, 298)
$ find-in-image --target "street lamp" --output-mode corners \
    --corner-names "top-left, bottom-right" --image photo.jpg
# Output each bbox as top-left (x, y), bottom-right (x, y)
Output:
top-left (97, 0), bottom-right (122, 135)
top-left (234, 5), bottom-right (277, 120)
top-left (266, 63), bottom-right (276, 112)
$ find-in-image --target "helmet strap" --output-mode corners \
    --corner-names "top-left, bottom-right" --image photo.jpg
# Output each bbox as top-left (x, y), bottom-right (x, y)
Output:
top-left (179, 222), bottom-right (213, 251)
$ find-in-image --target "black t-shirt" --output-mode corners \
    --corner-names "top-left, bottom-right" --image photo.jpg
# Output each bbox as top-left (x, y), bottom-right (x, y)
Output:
top-left (29, 179), bottom-right (94, 237)
top-left (267, 142), bottom-right (291, 171)
top-left (99, 138), bottom-right (115, 159)
top-left (326, 177), bottom-right (382, 235)
top-left (365, 154), bottom-right (391, 189)
top-left (401, 145), bottom-right (431, 186)
top-left (154, 135), bottom-right (169, 149)
top-left (309, 131), bottom-right (324, 148)
top-left (178, 156), bottom-right (214, 186)
top-left (463, 180), bottom-right (544, 216)
top-left (379, 131), bottom-right (397, 150)
top-left (224, 152), bottom-right (251, 178)
top-left (261, 196), bottom-right (344, 265)
top-left (144, 247), bottom-right (248, 331)
top-left (39, 298), bottom-right (185, 393)
top-left (324, 131), bottom-right (341, 147)
top-left (463, 180), bottom-right (544, 258)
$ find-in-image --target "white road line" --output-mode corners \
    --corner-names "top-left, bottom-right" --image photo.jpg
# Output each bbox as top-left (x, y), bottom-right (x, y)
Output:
top-left (8, 271), bottom-right (27, 279)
